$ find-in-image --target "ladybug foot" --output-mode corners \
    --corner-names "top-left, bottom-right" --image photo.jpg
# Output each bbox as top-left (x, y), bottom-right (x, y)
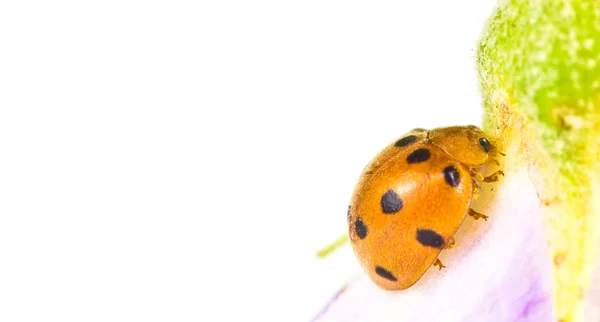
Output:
top-left (433, 258), bottom-right (446, 270)
top-left (445, 238), bottom-right (456, 249)
top-left (483, 170), bottom-right (504, 183)
top-left (469, 208), bottom-right (489, 221)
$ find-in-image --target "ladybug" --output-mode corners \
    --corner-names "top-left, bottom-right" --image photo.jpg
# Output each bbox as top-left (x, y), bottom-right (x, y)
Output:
top-left (348, 125), bottom-right (503, 290)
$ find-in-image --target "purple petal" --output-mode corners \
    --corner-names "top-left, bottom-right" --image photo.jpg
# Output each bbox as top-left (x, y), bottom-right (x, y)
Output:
top-left (314, 166), bottom-right (555, 322)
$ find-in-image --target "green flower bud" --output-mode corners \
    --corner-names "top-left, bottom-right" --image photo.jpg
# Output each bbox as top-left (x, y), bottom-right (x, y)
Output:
top-left (477, 1), bottom-right (600, 321)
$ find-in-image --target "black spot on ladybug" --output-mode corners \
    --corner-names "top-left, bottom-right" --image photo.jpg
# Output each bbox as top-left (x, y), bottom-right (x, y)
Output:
top-left (416, 229), bottom-right (445, 248)
top-left (443, 166), bottom-right (460, 187)
top-left (406, 148), bottom-right (431, 163)
top-left (479, 138), bottom-right (491, 152)
top-left (375, 266), bottom-right (397, 281)
top-left (381, 189), bottom-right (403, 214)
top-left (355, 217), bottom-right (367, 239)
top-left (394, 135), bottom-right (418, 147)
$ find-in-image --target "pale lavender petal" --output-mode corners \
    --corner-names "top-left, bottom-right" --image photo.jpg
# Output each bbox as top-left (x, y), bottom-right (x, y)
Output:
top-left (314, 166), bottom-right (555, 322)
top-left (584, 259), bottom-right (600, 321)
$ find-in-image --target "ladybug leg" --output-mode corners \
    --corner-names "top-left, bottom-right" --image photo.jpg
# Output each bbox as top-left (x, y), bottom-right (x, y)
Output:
top-left (433, 258), bottom-right (446, 270)
top-left (471, 178), bottom-right (481, 196)
top-left (471, 169), bottom-right (504, 183)
top-left (470, 172), bottom-right (483, 199)
top-left (445, 238), bottom-right (456, 249)
top-left (469, 208), bottom-right (489, 221)
top-left (482, 170), bottom-right (505, 183)
top-left (470, 169), bottom-right (485, 181)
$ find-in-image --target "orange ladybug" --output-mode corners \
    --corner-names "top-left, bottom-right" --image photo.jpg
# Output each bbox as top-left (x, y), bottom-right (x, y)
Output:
top-left (348, 125), bottom-right (503, 290)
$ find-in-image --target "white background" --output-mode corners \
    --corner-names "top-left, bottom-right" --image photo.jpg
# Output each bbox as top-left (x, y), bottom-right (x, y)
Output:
top-left (0, 1), bottom-right (497, 321)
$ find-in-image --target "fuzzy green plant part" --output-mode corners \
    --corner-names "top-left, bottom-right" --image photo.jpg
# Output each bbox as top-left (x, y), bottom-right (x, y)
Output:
top-left (478, 0), bottom-right (600, 321)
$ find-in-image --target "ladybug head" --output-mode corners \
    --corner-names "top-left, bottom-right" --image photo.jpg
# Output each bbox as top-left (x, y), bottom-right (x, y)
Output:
top-left (428, 125), bottom-right (495, 167)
